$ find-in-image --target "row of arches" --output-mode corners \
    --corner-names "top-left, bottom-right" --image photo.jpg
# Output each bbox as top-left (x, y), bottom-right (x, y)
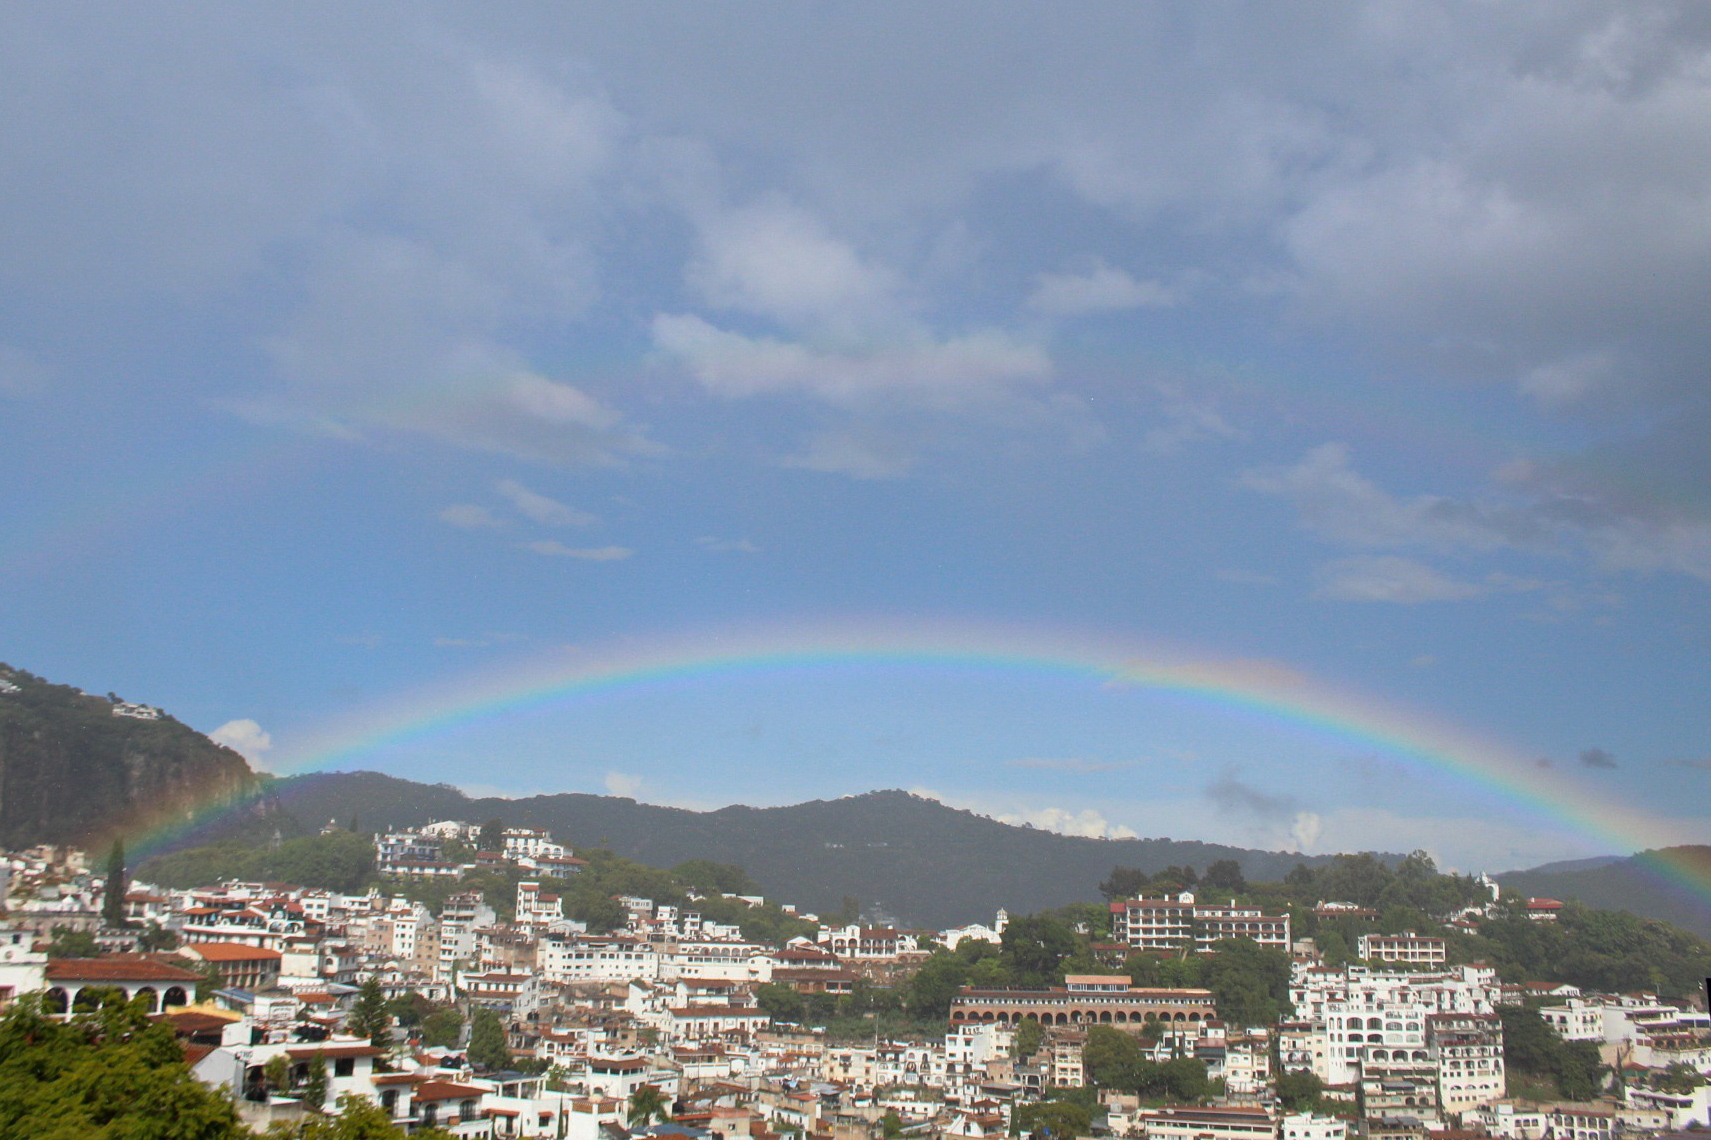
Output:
top-left (951, 1008), bottom-right (1209, 1027)
top-left (43, 984), bottom-right (190, 1016)
top-left (1368, 1048), bottom-right (1431, 1062)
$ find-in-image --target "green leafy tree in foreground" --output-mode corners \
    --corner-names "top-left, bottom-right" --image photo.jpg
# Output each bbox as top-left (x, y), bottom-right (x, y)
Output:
top-left (0, 993), bottom-right (246, 1138)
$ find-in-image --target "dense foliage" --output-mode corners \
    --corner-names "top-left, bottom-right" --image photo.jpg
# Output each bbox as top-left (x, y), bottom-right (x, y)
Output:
top-left (1499, 1005), bottom-right (1607, 1100)
top-left (0, 993), bottom-right (245, 1139)
top-left (467, 1008), bottom-right (510, 1072)
top-left (1083, 1026), bottom-right (1210, 1102)
top-left (139, 830), bottom-right (376, 894)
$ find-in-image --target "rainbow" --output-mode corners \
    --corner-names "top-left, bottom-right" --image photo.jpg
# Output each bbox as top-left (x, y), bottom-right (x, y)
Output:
top-left (136, 619), bottom-right (1709, 901)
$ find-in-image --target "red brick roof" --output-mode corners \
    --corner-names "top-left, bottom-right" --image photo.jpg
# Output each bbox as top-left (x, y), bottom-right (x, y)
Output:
top-left (45, 955), bottom-right (203, 983)
top-left (285, 1044), bottom-right (384, 1060)
top-left (185, 942), bottom-right (283, 962)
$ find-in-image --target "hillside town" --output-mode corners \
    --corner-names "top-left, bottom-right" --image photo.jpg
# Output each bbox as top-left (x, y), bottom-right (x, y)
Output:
top-left (2, 824), bottom-right (1708, 1140)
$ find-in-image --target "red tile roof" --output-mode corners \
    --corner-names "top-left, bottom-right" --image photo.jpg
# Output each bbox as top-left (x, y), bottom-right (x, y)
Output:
top-left (186, 942), bottom-right (283, 962)
top-left (45, 955), bottom-right (203, 983)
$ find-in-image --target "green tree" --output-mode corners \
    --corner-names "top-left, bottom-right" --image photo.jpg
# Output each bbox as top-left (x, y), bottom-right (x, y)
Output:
top-left (264, 1053), bottom-right (291, 1094)
top-left (468, 1008), bottom-right (510, 1071)
top-left (102, 840), bottom-right (127, 927)
top-left (422, 1007), bottom-right (463, 1048)
top-left (627, 1083), bottom-right (670, 1127)
top-left (906, 951), bottom-right (971, 1020)
top-left (1201, 860), bottom-right (1245, 893)
top-left (1203, 939), bottom-right (1291, 1026)
top-left (477, 819), bottom-right (505, 852)
top-left (756, 983), bottom-right (807, 1024)
top-left (1012, 1016), bottom-right (1044, 1059)
top-left (45, 926), bottom-right (100, 958)
top-left (1100, 866), bottom-right (1151, 901)
top-left (349, 976), bottom-right (392, 1049)
top-left (291, 1093), bottom-right (457, 1138)
top-left (0, 993), bottom-right (247, 1137)
top-left (1556, 1040), bottom-right (1606, 1100)
top-left (1013, 1097), bottom-right (1091, 1138)
top-left (1001, 914), bottom-right (1079, 986)
top-left (1276, 1068), bottom-right (1324, 1112)
top-left (881, 1110), bottom-right (905, 1139)
top-left (137, 921), bottom-right (179, 951)
top-left (302, 1049), bottom-right (329, 1109)
top-left (384, 991), bottom-right (433, 1029)
top-left (671, 859), bottom-right (755, 896)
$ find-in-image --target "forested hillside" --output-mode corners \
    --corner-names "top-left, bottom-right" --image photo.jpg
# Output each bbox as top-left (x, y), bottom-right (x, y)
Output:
top-left (258, 772), bottom-right (1376, 927)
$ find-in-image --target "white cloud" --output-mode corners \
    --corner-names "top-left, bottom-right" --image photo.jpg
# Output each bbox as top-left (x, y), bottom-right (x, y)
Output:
top-left (1314, 555), bottom-right (1488, 603)
top-left (1027, 261), bottom-right (1174, 316)
top-left (1245, 442), bottom-right (1711, 583)
top-left (1141, 382), bottom-right (1242, 453)
top-left (604, 770), bottom-right (643, 798)
top-left (495, 478), bottom-right (596, 526)
top-left (696, 536), bottom-right (760, 553)
top-left (1289, 811), bottom-right (1323, 853)
top-left (687, 200), bottom-right (899, 330)
top-left (439, 503), bottom-right (506, 529)
top-left (1239, 443), bottom-right (1517, 551)
top-left (995, 806), bottom-right (1138, 840)
top-left (1518, 350), bottom-right (1615, 406)
top-left (652, 313), bottom-right (1051, 409)
top-left (210, 718), bottom-right (272, 760)
top-left (521, 541), bottom-right (633, 561)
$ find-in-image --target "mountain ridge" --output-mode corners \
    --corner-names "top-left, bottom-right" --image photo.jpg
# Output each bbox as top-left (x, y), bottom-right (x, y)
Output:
top-left (259, 769), bottom-right (1384, 927)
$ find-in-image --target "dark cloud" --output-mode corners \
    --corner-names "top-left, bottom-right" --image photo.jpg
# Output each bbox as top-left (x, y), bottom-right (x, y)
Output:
top-left (1579, 747), bottom-right (1618, 770)
top-left (1205, 774), bottom-right (1297, 820)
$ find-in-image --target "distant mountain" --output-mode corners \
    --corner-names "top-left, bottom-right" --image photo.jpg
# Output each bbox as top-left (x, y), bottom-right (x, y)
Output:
top-left (1510, 855), bottom-right (1626, 876)
top-left (1497, 847), bottom-right (1711, 939)
top-left (0, 664), bottom-right (256, 848)
top-left (264, 770), bottom-right (1376, 927)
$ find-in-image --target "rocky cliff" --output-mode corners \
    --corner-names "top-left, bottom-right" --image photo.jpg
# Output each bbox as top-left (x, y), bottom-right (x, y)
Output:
top-left (0, 664), bottom-right (256, 847)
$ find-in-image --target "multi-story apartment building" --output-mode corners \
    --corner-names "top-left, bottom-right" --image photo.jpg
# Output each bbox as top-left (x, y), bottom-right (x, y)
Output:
top-left (1538, 997), bottom-right (1604, 1041)
top-left (1357, 932), bottom-right (1447, 968)
top-left (1428, 1011), bottom-right (1505, 1116)
top-left (1109, 892), bottom-right (1290, 953)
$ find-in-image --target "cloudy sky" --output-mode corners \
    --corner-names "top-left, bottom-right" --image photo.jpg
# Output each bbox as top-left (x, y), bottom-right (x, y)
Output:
top-left (4, 3), bottom-right (1709, 873)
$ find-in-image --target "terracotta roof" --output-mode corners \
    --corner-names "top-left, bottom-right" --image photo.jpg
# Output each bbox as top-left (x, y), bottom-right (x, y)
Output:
top-left (45, 956), bottom-right (203, 983)
top-left (183, 1043), bottom-right (217, 1066)
top-left (285, 1044), bottom-right (384, 1060)
top-left (186, 942), bottom-right (283, 962)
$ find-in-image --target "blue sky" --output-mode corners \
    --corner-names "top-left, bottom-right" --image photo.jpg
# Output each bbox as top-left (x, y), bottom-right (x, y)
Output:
top-left (3, 4), bottom-right (1709, 873)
